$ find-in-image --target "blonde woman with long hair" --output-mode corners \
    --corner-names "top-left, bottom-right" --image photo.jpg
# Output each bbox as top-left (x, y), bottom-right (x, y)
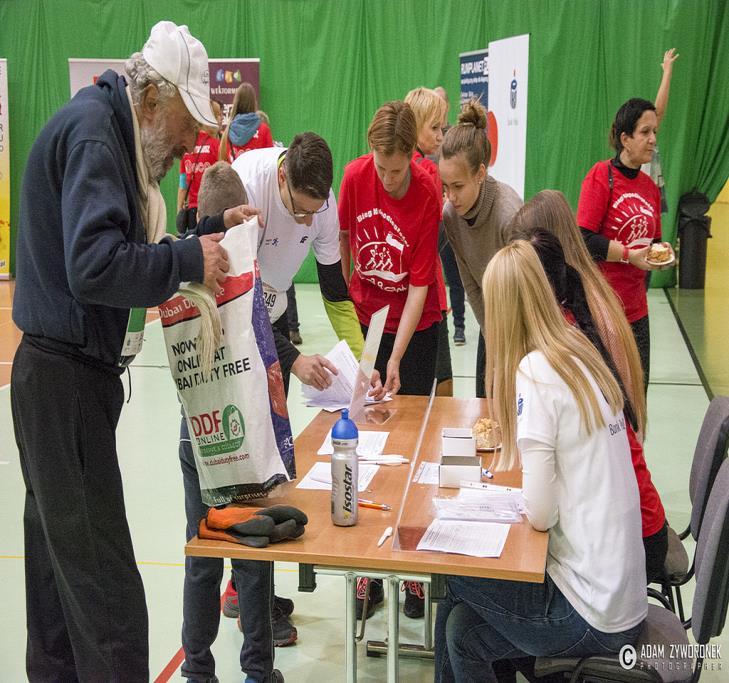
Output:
top-left (435, 241), bottom-right (646, 683)
top-left (509, 192), bottom-right (667, 583)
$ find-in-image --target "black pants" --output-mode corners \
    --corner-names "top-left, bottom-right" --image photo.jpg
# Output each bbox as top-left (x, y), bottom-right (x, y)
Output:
top-left (630, 315), bottom-right (650, 394)
top-left (273, 314), bottom-right (292, 396)
top-left (286, 283), bottom-right (300, 333)
top-left (362, 320), bottom-right (439, 396)
top-left (441, 241), bottom-right (465, 330)
top-left (436, 313), bottom-right (453, 384)
top-left (476, 332), bottom-right (487, 398)
top-left (11, 337), bottom-right (148, 682)
top-left (644, 521), bottom-right (669, 584)
top-left (179, 412), bottom-right (274, 681)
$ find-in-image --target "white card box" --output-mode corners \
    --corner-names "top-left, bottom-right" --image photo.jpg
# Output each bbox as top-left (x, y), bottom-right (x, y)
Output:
top-left (439, 455), bottom-right (482, 488)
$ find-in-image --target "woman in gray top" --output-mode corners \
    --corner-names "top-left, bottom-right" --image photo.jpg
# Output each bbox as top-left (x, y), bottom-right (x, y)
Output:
top-left (439, 99), bottom-right (522, 396)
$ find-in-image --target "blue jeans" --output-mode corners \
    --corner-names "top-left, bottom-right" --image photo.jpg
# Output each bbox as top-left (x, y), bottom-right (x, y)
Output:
top-left (435, 574), bottom-right (642, 682)
top-left (179, 412), bottom-right (275, 682)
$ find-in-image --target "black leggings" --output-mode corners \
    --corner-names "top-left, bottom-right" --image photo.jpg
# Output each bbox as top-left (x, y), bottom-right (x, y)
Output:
top-left (362, 321), bottom-right (439, 396)
top-left (630, 315), bottom-right (650, 394)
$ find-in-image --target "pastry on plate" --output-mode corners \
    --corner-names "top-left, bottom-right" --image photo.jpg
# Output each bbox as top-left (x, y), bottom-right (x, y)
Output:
top-left (473, 417), bottom-right (501, 450)
top-left (647, 243), bottom-right (672, 264)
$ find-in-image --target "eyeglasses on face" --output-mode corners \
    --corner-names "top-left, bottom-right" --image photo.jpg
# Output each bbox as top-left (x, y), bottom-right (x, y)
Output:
top-left (284, 172), bottom-right (329, 218)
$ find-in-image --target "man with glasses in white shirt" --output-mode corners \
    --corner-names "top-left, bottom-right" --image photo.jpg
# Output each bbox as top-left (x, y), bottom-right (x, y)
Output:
top-left (231, 132), bottom-right (366, 393)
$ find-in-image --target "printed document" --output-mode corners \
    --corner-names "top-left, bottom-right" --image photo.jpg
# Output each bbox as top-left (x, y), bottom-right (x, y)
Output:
top-left (417, 520), bottom-right (510, 557)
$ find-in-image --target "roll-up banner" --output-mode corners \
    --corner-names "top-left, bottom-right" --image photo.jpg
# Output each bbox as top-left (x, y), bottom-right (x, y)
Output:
top-left (459, 48), bottom-right (498, 171)
top-left (69, 58), bottom-right (261, 129)
top-left (0, 59), bottom-right (9, 279)
top-left (487, 34), bottom-right (529, 199)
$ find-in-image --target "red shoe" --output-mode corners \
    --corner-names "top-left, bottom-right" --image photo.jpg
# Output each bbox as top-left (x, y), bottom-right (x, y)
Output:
top-left (221, 579), bottom-right (239, 618)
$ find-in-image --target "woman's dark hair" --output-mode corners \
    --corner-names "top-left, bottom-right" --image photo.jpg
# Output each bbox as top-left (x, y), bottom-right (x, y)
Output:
top-left (286, 132), bottom-right (333, 200)
top-left (610, 98), bottom-right (656, 153)
top-left (510, 227), bottom-right (637, 429)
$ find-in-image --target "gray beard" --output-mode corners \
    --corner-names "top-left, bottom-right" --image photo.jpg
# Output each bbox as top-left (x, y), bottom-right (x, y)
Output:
top-left (140, 117), bottom-right (177, 183)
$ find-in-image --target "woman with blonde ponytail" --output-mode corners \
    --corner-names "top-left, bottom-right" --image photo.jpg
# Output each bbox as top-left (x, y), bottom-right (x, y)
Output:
top-left (439, 99), bottom-right (522, 397)
top-left (435, 241), bottom-right (646, 683)
top-left (509, 194), bottom-right (668, 584)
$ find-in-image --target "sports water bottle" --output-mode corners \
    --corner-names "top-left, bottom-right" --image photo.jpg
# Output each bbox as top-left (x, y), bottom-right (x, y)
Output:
top-left (331, 409), bottom-right (358, 526)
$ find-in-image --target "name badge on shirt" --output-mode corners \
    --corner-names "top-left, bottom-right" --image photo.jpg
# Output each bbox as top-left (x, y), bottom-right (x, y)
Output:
top-left (119, 307), bottom-right (147, 367)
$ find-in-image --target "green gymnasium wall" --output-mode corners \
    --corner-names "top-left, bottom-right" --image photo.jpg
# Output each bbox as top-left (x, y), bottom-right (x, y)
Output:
top-left (1, 0), bottom-right (728, 286)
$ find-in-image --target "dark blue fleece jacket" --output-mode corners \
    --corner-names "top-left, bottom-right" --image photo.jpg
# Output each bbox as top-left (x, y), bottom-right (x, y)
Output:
top-left (13, 70), bottom-right (204, 369)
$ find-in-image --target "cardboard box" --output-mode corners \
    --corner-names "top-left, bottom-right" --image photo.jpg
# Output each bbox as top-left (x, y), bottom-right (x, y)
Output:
top-left (439, 455), bottom-right (482, 488)
top-left (441, 434), bottom-right (477, 457)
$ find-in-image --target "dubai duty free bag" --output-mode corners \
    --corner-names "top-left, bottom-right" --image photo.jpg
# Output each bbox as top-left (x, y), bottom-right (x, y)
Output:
top-left (159, 221), bottom-right (295, 505)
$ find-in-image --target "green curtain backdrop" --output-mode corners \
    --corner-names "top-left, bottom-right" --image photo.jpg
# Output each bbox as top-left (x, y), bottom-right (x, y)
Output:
top-left (1, 0), bottom-right (728, 286)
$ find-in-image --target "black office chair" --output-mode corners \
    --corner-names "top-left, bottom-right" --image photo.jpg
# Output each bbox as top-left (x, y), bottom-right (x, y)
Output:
top-left (534, 457), bottom-right (729, 682)
top-left (657, 396), bottom-right (729, 621)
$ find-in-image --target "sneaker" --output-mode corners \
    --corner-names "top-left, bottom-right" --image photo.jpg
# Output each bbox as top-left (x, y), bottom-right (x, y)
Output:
top-left (222, 579), bottom-right (238, 618)
top-left (402, 581), bottom-right (425, 618)
top-left (274, 594), bottom-right (295, 617)
top-left (272, 604), bottom-right (298, 647)
top-left (453, 327), bottom-right (466, 346)
top-left (356, 577), bottom-right (384, 620)
top-left (237, 610), bottom-right (298, 647)
top-left (289, 330), bottom-right (303, 345)
top-left (244, 670), bottom-right (284, 683)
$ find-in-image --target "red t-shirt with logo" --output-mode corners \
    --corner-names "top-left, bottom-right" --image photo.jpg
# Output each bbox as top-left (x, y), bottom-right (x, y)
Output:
top-left (338, 153), bottom-right (441, 334)
top-left (225, 122), bottom-right (274, 163)
top-left (412, 150), bottom-right (447, 312)
top-left (577, 160), bottom-right (661, 322)
top-left (179, 131), bottom-right (220, 209)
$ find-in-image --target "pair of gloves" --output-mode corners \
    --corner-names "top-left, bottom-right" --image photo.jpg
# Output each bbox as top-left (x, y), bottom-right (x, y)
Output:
top-left (199, 504), bottom-right (308, 548)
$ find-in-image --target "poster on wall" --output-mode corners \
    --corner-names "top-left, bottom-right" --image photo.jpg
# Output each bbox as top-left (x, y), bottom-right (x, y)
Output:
top-left (487, 34), bottom-right (529, 199)
top-left (69, 58), bottom-right (127, 97)
top-left (459, 49), bottom-right (488, 109)
top-left (208, 59), bottom-right (260, 126)
top-left (69, 58), bottom-right (260, 128)
top-left (0, 59), bottom-right (10, 279)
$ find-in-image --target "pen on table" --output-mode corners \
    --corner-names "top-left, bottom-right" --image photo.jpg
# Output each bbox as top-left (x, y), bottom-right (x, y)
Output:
top-left (482, 467), bottom-right (494, 479)
top-left (377, 526), bottom-right (393, 547)
top-left (358, 499), bottom-right (391, 511)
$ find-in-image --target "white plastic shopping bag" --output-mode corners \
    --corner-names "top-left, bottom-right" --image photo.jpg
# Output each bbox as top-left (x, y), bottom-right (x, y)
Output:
top-left (160, 221), bottom-right (295, 505)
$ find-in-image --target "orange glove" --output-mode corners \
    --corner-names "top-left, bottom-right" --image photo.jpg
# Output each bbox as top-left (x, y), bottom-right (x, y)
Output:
top-left (199, 505), bottom-right (308, 547)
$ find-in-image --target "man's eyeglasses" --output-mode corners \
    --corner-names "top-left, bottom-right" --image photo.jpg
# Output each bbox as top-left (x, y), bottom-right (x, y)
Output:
top-left (284, 173), bottom-right (329, 218)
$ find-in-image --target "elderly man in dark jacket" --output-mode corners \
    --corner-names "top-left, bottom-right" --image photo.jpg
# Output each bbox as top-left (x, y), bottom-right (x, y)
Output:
top-left (11, 21), bottom-right (229, 682)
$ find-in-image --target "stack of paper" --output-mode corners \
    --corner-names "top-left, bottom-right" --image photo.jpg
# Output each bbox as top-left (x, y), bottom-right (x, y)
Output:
top-left (433, 494), bottom-right (521, 523)
top-left (417, 520), bottom-right (510, 557)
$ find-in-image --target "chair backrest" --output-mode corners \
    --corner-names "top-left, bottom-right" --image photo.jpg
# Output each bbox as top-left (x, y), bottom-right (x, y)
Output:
top-left (689, 396), bottom-right (729, 539)
top-left (692, 458), bottom-right (729, 644)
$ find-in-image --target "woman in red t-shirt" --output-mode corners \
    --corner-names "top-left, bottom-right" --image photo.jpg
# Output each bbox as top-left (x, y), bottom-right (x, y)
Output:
top-left (404, 87), bottom-right (453, 396)
top-left (510, 192), bottom-right (667, 583)
top-left (577, 98), bottom-right (675, 390)
top-left (219, 82), bottom-right (274, 163)
top-left (339, 101), bottom-right (441, 397)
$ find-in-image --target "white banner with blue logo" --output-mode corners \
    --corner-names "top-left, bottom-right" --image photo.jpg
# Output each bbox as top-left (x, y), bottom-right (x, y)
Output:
top-left (487, 33), bottom-right (529, 199)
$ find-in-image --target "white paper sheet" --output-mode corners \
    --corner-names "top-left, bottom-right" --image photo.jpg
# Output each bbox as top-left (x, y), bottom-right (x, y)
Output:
top-left (434, 494), bottom-right (521, 523)
top-left (412, 461), bottom-right (440, 485)
top-left (458, 482), bottom-right (527, 514)
top-left (302, 340), bottom-right (358, 409)
top-left (416, 520), bottom-right (510, 557)
top-left (317, 430), bottom-right (389, 457)
top-left (296, 461), bottom-right (379, 491)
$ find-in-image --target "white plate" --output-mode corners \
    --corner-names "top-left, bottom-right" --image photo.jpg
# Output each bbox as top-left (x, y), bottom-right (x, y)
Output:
top-left (477, 443), bottom-right (502, 453)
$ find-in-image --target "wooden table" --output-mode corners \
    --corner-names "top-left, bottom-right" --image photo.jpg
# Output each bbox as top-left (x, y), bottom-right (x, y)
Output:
top-left (186, 395), bottom-right (548, 682)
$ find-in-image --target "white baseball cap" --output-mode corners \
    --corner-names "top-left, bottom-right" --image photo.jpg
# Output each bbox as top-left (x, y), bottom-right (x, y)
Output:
top-left (142, 21), bottom-right (216, 127)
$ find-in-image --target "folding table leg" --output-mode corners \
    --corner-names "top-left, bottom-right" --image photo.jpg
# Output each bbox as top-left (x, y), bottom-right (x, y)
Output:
top-left (345, 572), bottom-right (358, 683)
top-left (387, 575), bottom-right (400, 682)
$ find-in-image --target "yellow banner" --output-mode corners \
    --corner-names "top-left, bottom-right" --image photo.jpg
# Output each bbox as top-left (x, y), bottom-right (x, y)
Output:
top-left (0, 59), bottom-right (9, 278)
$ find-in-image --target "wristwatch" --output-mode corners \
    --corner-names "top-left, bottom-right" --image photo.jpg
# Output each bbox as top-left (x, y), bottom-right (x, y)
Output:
top-left (620, 245), bottom-right (630, 264)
